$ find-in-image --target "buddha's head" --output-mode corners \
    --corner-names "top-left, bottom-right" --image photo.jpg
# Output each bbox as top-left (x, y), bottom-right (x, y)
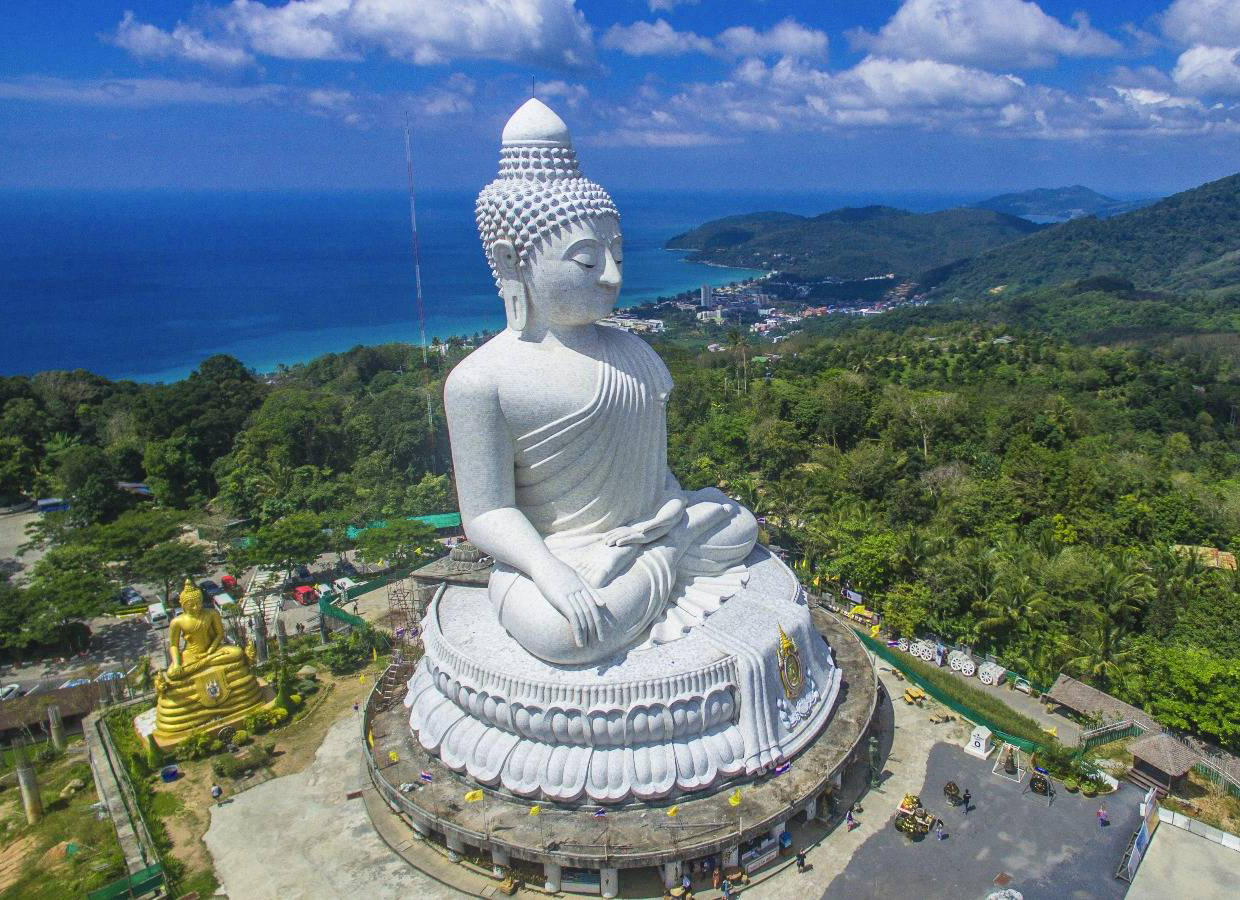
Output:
top-left (477, 99), bottom-right (622, 332)
top-left (179, 579), bottom-right (204, 615)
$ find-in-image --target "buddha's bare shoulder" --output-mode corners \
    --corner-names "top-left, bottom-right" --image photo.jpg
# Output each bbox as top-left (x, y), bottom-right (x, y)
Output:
top-left (444, 333), bottom-right (514, 404)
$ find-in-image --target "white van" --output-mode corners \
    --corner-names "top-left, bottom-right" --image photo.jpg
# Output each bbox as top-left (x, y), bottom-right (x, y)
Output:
top-left (147, 602), bottom-right (169, 627)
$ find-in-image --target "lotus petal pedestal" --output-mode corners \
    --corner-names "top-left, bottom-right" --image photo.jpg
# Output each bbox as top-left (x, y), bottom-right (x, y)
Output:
top-left (406, 546), bottom-right (842, 804)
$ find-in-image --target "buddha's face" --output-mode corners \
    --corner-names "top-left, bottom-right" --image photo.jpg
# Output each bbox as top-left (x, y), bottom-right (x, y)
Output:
top-left (182, 593), bottom-right (202, 616)
top-left (495, 216), bottom-right (623, 329)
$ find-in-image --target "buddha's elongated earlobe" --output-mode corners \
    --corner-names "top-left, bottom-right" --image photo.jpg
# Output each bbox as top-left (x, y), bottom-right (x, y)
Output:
top-left (508, 290), bottom-right (528, 332)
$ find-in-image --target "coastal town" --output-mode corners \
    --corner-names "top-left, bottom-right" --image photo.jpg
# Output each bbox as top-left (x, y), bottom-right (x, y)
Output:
top-left (602, 272), bottom-right (930, 346)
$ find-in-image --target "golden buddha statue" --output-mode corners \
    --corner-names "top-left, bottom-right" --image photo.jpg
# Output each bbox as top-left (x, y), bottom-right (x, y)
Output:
top-left (153, 579), bottom-right (266, 745)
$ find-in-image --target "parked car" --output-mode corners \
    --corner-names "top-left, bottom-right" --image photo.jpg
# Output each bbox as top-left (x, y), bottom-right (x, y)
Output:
top-left (94, 671), bottom-right (123, 683)
top-left (335, 559), bottom-right (358, 577)
top-left (148, 602), bottom-right (169, 627)
top-left (292, 585), bottom-right (319, 606)
top-left (117, 586), bottom-right (145, 606)
top-left (0, 683), bottom-right (22, 701)
top-left (220, 573), bottom-right (242, 596)
top-left (59, 678), bottom-right (90, 689)
top-left (199, 579), bottom-right (222, 596)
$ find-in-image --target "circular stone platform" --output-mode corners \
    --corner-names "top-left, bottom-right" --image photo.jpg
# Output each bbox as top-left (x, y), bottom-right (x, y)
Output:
top-left (361, 608), bottom-right (876, 893)
top-left (406, 547), bottom-right (842, 804)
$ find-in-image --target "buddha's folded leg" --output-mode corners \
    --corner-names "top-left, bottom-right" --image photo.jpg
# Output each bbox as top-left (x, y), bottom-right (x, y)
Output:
top-left (674, 487), bottom-right (758, 576)
top-left (491, 544), bottom-right (677, 664)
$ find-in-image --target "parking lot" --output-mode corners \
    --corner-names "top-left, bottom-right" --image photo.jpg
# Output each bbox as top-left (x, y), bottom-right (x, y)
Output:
top-left (824, 742), bottom-right (1141, 900)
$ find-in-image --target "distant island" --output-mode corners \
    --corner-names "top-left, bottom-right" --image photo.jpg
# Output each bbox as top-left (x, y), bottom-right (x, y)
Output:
top-left (970, 185), bottom-right (1158, 224)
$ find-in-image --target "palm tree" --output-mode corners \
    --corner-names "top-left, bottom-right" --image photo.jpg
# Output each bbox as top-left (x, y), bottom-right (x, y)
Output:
top-left (1061, 558), bottom-right (1152, 692)
top-left (726, 327), bottom-right (750, 394)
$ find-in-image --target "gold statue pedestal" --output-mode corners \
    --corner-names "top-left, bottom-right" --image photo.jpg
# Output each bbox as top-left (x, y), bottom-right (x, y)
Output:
top-left (145, 580), bottom-right (272, 748)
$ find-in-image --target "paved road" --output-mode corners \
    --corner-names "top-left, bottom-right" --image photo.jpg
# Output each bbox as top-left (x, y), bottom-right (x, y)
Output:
top-left (824, 742), bottom-right (1141, 900)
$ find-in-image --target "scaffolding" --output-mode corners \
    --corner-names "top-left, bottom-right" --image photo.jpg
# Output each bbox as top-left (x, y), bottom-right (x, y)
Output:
top-left (387, 578), bottom-right (435, 662)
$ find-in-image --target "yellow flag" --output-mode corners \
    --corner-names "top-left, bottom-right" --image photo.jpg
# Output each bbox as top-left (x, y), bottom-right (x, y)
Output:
top-left (388, 750), bottom-right (398, 763)
top-left (667, 805), bottom-right (679, 818)
top-left (360, 674), bottom-right (366, 684)
top-left (870, 624), bottom-right (881, 639)
top-left (372, 646), bottom-right (378, 663)
top-left (367, 729), bottom-right (374, 748)
top-left (464, 789), bottom-right (484, 803)
top-left (728, 789), bottom-right (742, 807)
top-left (529, 805), bottom-right (541, 816)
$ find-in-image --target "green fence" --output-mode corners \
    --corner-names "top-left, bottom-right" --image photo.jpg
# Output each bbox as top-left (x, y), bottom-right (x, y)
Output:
top-left (857, 629), bottom-right (1046, 753)
top-left (1078, 722), bottom-right (1145, 752)
top-left (85, 864), bottom-right (164, 900)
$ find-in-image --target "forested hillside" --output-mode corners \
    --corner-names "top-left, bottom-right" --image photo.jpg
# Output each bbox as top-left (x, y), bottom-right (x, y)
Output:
top-left (971, 185), bottom-right (1155, 222)
top-left (662, 325), bottom-right (1240, 748)
top-left (932, 173), bottom-right (1240, 298)
top-left (665, 206), bottom-right (1041, 278)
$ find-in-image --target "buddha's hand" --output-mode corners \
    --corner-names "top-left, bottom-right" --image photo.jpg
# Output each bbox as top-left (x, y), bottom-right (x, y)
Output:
top-left (603, 498), bottom-right (686, 547)
top-left (166, 663), bottom-right (184, 680)
top-left (530, 557), bottom-right (605, 648)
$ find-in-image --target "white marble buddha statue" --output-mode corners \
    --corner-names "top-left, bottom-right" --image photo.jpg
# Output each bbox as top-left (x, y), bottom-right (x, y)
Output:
top-left (447, 98), bottom-right (758, 665)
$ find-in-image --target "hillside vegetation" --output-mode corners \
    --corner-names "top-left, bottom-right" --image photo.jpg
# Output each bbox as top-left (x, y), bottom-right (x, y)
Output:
top-left (933, 173), bottom-right (1240, 298)
top-left (665, 206), bottom-right (1041, 278)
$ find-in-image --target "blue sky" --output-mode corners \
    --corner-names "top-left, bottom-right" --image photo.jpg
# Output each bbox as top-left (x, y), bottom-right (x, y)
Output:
top-left (1, 1), bottom-right (1238, 195)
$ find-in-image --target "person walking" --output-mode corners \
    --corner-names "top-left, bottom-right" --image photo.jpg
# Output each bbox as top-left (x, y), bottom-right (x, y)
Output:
top-left (1097, 804), bottom-right (1109, 827)
top-left (961, 788), bottom-right (972, 815)
top-left (721, 877), bottom-right (733, 900)
top-left (935, 819), bottom-right (946, 841)
top-left (712, 866), bottom-right (722, 891)
top-left (795, 848), bottom-right (808, 872)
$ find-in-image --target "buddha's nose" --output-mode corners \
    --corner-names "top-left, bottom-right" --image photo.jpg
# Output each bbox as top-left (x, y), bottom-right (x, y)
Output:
top-left (599, 249), bottom-right (621, 288)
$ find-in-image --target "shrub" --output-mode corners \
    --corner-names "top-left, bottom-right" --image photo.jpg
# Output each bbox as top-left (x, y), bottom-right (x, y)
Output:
top-left (289, 693), bottom-right (302, 708)
top-left (178, 730), bottom-right (224, 761)
top-left (232, 729), bottom-right (250, 746)
top-left (1063, 777), bottom-right (1079, 792)
top-left (211, 754), bottom-right (247, 780)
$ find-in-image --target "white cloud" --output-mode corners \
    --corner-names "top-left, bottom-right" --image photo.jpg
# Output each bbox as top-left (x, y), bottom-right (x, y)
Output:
top-left (852, 0), bottom-right (1120, 68)
top-left (0, 75), bottom-right (280, 107)
top-left (112, 0), bottom-right (597, 72)
top-left (717, 18), bottom-right (828, 60)
top-left (648, 0), bottom-right (698, 11)
top-left (602, 17), bottom-right (826, 60)
top-left (1172, 45), bottom-right (1240, 97)
top-left (110, 10), bottom-right (254, 68)
top-left (535, 79), bottom-right (589, 109)
top-left (601, 19), bottom-right (712, 56)
top-left (1162, 0), bottom-right (1240, 47)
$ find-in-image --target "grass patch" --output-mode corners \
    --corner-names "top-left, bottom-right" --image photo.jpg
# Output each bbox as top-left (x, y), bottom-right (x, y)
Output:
top-left (0, 752), bottom-right (126, 899)
top-left (1163, 771), bottom-right (1240, 837)
top-left (865, 631), bottom-right (1049, 747)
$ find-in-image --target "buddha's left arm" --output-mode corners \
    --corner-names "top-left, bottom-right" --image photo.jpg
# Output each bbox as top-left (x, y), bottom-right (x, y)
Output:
top-left (205, 611), bottom-right (225, 653)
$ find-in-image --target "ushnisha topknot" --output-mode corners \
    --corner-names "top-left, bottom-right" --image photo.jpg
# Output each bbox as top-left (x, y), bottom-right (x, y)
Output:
top-left (476, 99), bottom-right (619, 288)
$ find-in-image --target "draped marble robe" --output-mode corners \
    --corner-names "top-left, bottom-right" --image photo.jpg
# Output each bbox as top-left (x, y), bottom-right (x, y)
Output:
top-left (488, 326), bottom-right (758, 665)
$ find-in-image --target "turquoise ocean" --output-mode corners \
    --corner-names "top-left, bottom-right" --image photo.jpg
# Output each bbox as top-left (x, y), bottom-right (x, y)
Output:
top-left (0, 189), bottom-right (977, 382)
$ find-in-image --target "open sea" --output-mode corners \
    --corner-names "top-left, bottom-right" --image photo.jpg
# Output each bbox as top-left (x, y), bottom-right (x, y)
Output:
top-left (0, 188), bottom-right (980, 382)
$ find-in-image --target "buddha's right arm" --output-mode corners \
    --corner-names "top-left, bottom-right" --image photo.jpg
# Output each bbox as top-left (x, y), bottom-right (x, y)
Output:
top-left (445, 361), bottom-right (558, 575)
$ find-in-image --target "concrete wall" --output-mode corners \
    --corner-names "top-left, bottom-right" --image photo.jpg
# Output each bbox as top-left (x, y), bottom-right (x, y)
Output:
top-left (1157, 806), bottom-right (1240, 853)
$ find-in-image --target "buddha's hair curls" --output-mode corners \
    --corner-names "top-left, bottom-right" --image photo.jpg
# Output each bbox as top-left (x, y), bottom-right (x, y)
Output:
top-left (476, 142), bottom-right (618, 289)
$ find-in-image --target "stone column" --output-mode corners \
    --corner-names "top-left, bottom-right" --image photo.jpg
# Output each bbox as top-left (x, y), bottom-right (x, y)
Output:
top-left (543, 862), bottom-right (562, 892)
top-left (599, 866), bottom-right (619, 899)
top-left (47, 705), bottom-right (66, 752)
top-left (724, 846), bottom-right (739, 867)
top-left (769, 819), bottom-right (787, 843)
top-left (319, 612), bottom-right (331, 644)
top-left (490, 847), bottom-right (510, 878)
top-left (253, 614), bottom-right (269, 665)
top-left (275, 616), bottom-right (288, 655)
top-left (411, 818), bottom-right (431, 839)
top-left (661, 861), bottom-right (681, 889)
top-left (445, 830), bottom-right (465, 862)
top-left (13, 742), bottom-right (43, 825)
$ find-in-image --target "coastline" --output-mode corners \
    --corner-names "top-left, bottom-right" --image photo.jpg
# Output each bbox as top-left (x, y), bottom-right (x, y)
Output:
top-left (116, 259), bottom-right (767, 384)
